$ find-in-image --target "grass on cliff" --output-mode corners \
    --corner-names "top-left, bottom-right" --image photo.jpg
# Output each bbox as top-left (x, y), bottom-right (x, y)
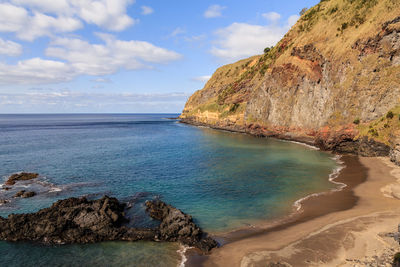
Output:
top-left (357, 106), bottom-right (400, 144)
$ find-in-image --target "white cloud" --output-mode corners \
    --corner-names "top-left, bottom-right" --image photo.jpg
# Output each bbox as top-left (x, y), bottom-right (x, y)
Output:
top-left (0, 91), bottom-right (190, 113)
top-left (141, 5), bottom-right (154, 15)
top-left (18, 13), bottom-right (83, 41)
top-left (204, 4), bottom-right (226, 18)
top-left (11, 0), bottom-right (70, 13)
top-left (0, 34), bottom-right (182, 84)
top-left (75, 0), bottom-right (136, 31)
top-left (184, 34), bottom-right (206, 42)
top-left (288, 15), bottom-right (300, 27)
top-left (210, 14), bottom-right (299, 62)
top-left (0, 0), bottom-right (137, 40)
top-left (0, 58), bottom-right (75, 84)
top-left (170, 27), bottom-right (186, 37)
top-left (0, 3), bottom-right (29, 32)
top-left (262, 12), bottom-right (281, 23)
top-left (45, 34), bottom-right (182, 75)
top-left (92, 77), bottom-right (112, 83)
top-left (192, 75), bottom-right (211, 82)
top-left (0, 38), bottom-right (22, 56)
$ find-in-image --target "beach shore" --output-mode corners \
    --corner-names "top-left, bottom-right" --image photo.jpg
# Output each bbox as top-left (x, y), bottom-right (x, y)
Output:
top-left (188, 156), bottom-right (400, 266)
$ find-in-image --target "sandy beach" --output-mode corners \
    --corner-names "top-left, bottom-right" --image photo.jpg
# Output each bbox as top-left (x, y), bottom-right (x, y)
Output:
top-left (188, 156), bottom-right (400, 266)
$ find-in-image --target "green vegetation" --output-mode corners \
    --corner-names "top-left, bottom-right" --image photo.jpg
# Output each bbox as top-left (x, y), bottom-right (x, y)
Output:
top-left (298, 5), bottom-right (322, 32)
top-left (327, 5), bottom-right (338, 14)
top-left (218, 85), bottom-right (236, 104)
top-left (353, 118), bottom-right (360, 124)
top-left (393, 252), bottom-right (400, 266)
top-left (357, 106), bottom-right (400, 145)
top-left (368, 127), bottom-right (379, 137)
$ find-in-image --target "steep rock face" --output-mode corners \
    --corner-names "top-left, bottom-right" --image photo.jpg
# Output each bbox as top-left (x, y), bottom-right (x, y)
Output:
top-left (181, 0), bottom-right (400, 155)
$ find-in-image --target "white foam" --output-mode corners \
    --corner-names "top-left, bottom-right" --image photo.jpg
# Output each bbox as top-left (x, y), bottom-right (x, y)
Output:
top-left (280, 139), bottom-right (320, 150)
top-left (293, 155), bottom-right (346, 212)
top-left (177, 245), bottom-right (192, 267)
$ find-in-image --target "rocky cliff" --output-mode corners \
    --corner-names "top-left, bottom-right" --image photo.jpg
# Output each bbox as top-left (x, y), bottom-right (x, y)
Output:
top-left (180, 0), bottom-right (400, 159)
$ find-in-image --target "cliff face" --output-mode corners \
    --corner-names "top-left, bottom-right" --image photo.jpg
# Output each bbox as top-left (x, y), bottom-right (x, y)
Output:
top-left (181, 0), bottom-right (400, 157)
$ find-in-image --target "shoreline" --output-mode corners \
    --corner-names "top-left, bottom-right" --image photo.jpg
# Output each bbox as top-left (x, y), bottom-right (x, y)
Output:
top-left (186, 156), bottom-right (400, 266)
top-left (186, 154), bottom-right (364, 266)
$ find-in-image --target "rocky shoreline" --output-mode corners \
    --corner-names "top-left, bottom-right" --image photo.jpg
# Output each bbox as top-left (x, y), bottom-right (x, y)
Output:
top-left (179, 118), bottom-right (394, 160)
top-left (0, 195), bottom-right (217, 253)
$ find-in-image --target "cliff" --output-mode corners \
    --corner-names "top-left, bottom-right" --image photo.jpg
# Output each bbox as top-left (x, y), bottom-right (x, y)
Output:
top-left (180, 0), bottom-right (400, 159)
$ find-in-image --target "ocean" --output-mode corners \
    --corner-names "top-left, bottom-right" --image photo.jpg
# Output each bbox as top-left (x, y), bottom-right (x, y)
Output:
top-left (0, 114), bottom-right (339, 266)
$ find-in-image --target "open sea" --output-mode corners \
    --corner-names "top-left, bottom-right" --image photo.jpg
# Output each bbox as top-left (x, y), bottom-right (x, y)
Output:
top-left (0, 114), bottom-right (339, 266)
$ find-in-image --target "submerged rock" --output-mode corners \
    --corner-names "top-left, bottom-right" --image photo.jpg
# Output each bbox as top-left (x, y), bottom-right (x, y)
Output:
top-left (5, 172), bottom-right (39, 186)
top-left (0, 196), bottom-right (217, 252)
top-left (14, 190), bottom-right (36, 198)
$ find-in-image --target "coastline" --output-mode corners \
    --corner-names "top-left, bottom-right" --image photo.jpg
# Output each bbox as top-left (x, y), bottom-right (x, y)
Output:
top-left (187, 156), bottom-right (400, 266)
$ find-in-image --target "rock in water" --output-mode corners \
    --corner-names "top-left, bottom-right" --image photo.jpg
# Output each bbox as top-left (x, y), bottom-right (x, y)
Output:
top-left (14, 190), bottom-right (36, 198)
top-left (5, 172), bottom-right (39, 185)
top-left (145, 199), bottom-right (218, 252)
top-left (0, 196), bottom-right (218, 252)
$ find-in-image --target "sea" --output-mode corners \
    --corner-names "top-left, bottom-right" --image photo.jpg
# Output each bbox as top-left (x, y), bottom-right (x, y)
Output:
top-left (0, 114), bottom-right (340, 266)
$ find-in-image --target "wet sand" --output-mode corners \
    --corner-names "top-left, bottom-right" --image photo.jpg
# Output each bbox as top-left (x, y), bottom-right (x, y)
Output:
top-left (187, 156), bottom-right (400, 266)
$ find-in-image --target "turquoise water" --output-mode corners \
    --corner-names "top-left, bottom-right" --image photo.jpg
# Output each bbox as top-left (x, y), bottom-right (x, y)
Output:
top-left (0, 114), bottom-right (338, 266)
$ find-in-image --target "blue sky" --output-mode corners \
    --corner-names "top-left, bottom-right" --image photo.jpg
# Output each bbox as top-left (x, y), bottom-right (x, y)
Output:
top-left (0, 0), bottom-right (319, 113)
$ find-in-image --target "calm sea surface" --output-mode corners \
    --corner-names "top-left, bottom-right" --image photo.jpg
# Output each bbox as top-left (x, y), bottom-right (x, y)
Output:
top-left (0, 114), bottom-right (338, 266)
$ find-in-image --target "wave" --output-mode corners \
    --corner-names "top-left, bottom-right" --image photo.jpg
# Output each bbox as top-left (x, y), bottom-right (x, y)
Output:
top-left (293, 155), bottom-right (346, 212)
top-left (177, 245), bottom-right (192, 267)
top-left (280, 139), bottom-right (320, 150)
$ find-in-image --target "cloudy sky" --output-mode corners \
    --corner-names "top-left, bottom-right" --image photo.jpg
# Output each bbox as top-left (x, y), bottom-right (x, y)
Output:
top-left (0, 0), bottom-right (318, 113)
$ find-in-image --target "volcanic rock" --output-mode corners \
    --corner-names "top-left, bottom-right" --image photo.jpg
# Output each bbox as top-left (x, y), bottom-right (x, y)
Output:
top-left (6, 172), bottom-right (39, 186)
top-left (146, 199), bottom-right (218, 252)
top-left (0, 196), bottom-right (218, 252)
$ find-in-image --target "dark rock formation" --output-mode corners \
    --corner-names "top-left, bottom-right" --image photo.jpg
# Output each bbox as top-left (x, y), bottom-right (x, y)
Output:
top-left (14, 190), bottom-right (36, 198)
top-left (330, 136), bottom-right (391, 157)
top-left (5, 172), bottom-right (39, 185)
top-left (0, 196), bottom-right (217, 252)
top-left (146, 199), bottom-right (218, 252)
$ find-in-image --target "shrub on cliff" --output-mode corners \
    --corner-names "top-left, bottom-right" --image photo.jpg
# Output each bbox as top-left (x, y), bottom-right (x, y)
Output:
top-left (393, 252), bottom-right (400, 267)
top-left (387, 111), bottom-right (394, 119)
top-left (353, 118), bottom-right (360, 124)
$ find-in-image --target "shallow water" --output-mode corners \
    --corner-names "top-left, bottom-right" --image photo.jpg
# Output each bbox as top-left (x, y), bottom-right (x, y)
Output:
top-left (0, 114), bottom-right (338, 266)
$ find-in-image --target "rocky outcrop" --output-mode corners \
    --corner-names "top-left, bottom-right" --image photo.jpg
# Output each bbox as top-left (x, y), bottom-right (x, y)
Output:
top-left (180, 0), bottom-right (400, 156)
top-left (5, 172), bottom-right (39, 185)
top-left (146, 200), bottom-right (217, 252)
top-left (0, 196), bottom-right (217, 252)
top-left (390, 133), bottom-right (400, 166)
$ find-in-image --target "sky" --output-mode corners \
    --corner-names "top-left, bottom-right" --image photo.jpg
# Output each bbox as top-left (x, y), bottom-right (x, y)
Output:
top-left (0, 0), bottom-right (319, 113)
